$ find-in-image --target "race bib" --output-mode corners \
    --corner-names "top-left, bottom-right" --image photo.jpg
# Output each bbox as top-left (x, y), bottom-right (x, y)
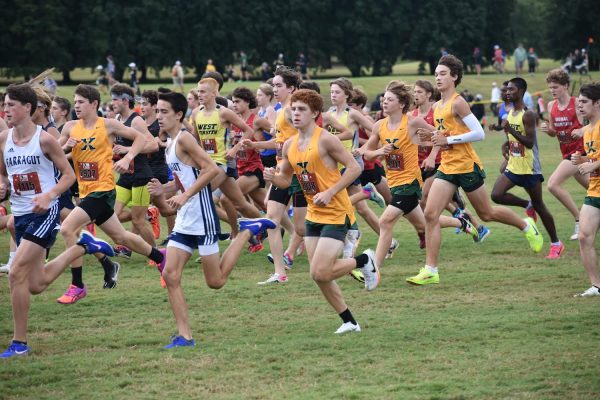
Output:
top-left (558, 131), bottom-right (575, 144)
top-left (12, 172), bottom-right (42, 195)
top-left (386, 153), bottom-right (404, 171)
top-left (276, 142), bottom-right (284, 160)
top-left (78, 162), bottom-right (99, 181)
top-left (201, 138), bottom-right (217, 154)
top-left (237, 149), bottom-right (248, 161)
top-left (590, 157), bottom-right (600, 178)
top-left (509, 141), bottom-right (525, 158)
top-left (298, 172), bottom-right (319, 195)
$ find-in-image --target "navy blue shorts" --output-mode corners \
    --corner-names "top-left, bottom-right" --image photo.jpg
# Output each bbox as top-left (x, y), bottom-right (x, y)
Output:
top-left (504, 170), bottom-right (544, 189)
top-left (167, 231), bottom-right (219, 255)
top-left (14, 203), bottom-right (60, 248)
top-left (58, 190), bottom-right (75, 211)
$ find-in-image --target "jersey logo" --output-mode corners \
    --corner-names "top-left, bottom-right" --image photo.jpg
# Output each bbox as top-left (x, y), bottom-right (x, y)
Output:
top-left (436, 118), bottom-right (445, 131)
top-left (296, 161), bottom-right (310, 174)
top-left (385, 138), bottom-right (399, 149)
top-left (7, 148), bottom-right (14, 153)
top-left (81, 137), bottom-right (96, 151)
top-left (587, 140), bottom-right (596, 154)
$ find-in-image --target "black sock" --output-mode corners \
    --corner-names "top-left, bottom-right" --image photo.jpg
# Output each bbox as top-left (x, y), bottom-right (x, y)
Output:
top-left (354, 254), bottom-right (369, 269)
top-left (13, 340), bottom-right (27, 345)
top-left (71, 267), bottom-right (84, 288)
top-left (45, 248), bottom-right (50, 260)
top-left (148, 247), bottom-right (164, 264)
top-left (99, 256), bottom-right (114, 275)
top-left (339, 308), bottom-right (357, 325)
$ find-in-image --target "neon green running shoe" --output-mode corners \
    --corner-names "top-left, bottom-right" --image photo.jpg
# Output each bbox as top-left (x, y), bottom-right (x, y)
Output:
top-left (349, 269), bottom-right (365, 284)
top-left (524, 217), bottom-right (543, 253)
top-left (406, 267), bottom-right (439, 285)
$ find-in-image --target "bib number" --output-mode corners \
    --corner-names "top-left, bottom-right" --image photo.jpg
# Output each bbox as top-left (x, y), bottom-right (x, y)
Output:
top-left (298, 172), bottom-right (319, 195)
top-left (12, 172), bottom-right (42, 195)
top-left (386, 153), bottom-right (405, 171)
top-left (509, 141), bottom-right (525, 157)
top-left (276, 142), bottom-right (284, 160)
top-left (590, 158), bottom-right (600, 178)
top-left (201, 138), bottom-right (217, 154)
top-left (78, 162), bottom-right (99, 181)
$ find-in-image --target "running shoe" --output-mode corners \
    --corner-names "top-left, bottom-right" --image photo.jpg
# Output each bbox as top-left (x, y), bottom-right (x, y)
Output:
top-left (525, 204), bottom-right (538, 222)
top-left (57, 284), bottom-right (87, 304)
top-left (147, 206), bottom-right (161, 239)
top-left (0, 341), bottom-right (31, 358)
top-left (524, 217), bottom-right (543, 253)
top-left (0, 263), bottom-right (10, 274)
top-left (267, 253), bottom-right (274, 264)
top-left (248, 243), bottom-right (264, 253)
top-left (363, 183), bottom-right (385, 208)
top-left (343, 229), bottom-right (361, 258)
top-left (257, 273), bottom-right (288, 285)
top-left (570, 222), bottom-right (580, 241)
top-left (361, 249), bottom-right (379, 291)
top-left (573, 286), bottom-right (600, 297)
top-left (406, 267), bottom-right (439, 285)
top-left (459, 217), bottom-right (479, 242)
top-left (386, 238), bottom-right (399, 259)
top-left (238, 218), bottom-right (277, 236)
top-left (288, 207), bottom-right (294, 218)
top-left (86, 223), bottom-right (96, 236)
top-left (103, 261), bottom-right (120, 289)
top-left (77, 231), bottom-right (115, 256)
top-left (545, 242), bottom-right (564, 260)
top-left (283, 252), bottom-right (294, 269)
top-left (349, 269), bottom-right (365, 284)
top-left (296, 240), bottom-right (305, 257)
top-left (477, 225), bottom-right (491, 243)
top-left (164, 335), bottom-right (196, 349)
top-left (156, 248), bottom-right (167, 274)
top-left (113, 245), bottom-right (132, 259)
top-left (335, 322), bottom-right (361, 334)
top-left (0, 205), bottom-right (6, 216)
top-left (417, 232), bottom-right (426, 249)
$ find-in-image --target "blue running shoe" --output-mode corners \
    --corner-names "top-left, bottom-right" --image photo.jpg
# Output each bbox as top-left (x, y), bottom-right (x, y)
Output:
top-left (477, 225), bottom-right (491, 243)
top-left (77, 231), bottom-right (115, 256)
top-left (238, 218), bottom-right (277, 236)
top-left (288, 207), bottom-right (294, 218)
top-left (164, 335), bottom-right (196, 349)
top-left (1, 341), bottom-right (31, 358)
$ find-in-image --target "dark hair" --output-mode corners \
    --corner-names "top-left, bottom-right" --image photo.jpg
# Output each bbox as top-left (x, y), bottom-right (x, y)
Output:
top-left (290, 89), bottom-right (324, 114)
top-left (6, 83), bottom-right (38, 116)
top-left (299, 81), bottom-right (321, 94)
top-left (232, 87), bottom-right (257, 109)
top-left (110, 83), bottom-right (135, 109)
top-left (274, 66), bottom-right (302, 89)
top-left (142, 89), bottom-right (158, 106)
top-left (75, 84), bottom-right (101, 109)
top-left (157, 87), bottom-right (172, 94)
top-left (201, 71), bottom-right (224, 90)
top-left (158, 92), bottom-right (188, 122)
top-left (216, 96), bottom-right (229, 107)
top-left (580, 82), bottom-right (600, 102)
top-left (509, 77), bottom-right (528, 93)
top-left (53, 96), bottom-right (71, 114)
top-left (349, 88), bottom-right (368, 108)
top-left (438, 54), bottom-right (463, 86)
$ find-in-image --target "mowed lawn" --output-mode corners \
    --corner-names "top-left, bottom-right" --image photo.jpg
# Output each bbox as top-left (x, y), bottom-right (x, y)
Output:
top-left (1, 69), bottom-right (600, 399)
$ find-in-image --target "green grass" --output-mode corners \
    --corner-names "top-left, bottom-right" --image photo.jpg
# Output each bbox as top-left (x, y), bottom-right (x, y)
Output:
top-left (1, 67), bottom-right (600, 398)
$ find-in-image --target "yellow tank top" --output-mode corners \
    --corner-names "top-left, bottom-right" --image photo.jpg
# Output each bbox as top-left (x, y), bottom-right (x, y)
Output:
top-left (70, 118), bottom-right (115, 198)
top-left (584, 120), bottom-right (600, 198)
top-left (378, 115), bottom-right (421, 188)
top-left (506, 109), bottom-right (540, 175)
top-left (287, 128), bottom-right (356, 225)
top-left (195, 105), bottom-right (227, 165)
top-left (433, 93), bottom-right (483, 174)
top-left (327, 108), bottom-right (356, 152)
top-left (275, 106), bottom-right (298, 164)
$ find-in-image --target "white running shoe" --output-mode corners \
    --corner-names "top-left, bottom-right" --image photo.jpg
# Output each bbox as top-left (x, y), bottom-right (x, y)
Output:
top-left (386, 238), bottom-right (399, 259)
top-left (570, 222), bottom-right (580, 241)
top-left (257, 273), bottom-right (288, 285)
top-left (335, 322), bottom-right (361, 334)
top-left (0, 264), bottom-right (10, 274)
top-left (361, 249), bottom-right (380, 291)
top-left (574, 286), bottom-right (600, 297)
top-left (342, 229), bottom-right (361, 258)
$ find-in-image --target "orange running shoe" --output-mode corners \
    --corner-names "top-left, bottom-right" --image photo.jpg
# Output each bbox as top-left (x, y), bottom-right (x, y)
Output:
top-left (148, 206), bottom-right (161, 239)
top-left (57, 284), bottom-right (87, 304)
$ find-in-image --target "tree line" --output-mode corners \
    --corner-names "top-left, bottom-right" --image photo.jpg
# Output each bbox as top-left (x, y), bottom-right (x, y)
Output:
top-left (0, 0), bottom-right (597, 82)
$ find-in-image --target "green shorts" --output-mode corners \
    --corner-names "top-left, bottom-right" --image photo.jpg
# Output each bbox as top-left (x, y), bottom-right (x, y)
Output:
top-left (435, 164), bottom-right (486, 193)
top-left (390, 179), bottom-right (422, 198)
top-left (289, 175), bottom-right (303, 195)
top-left (305, 216), bottom-right (352, 242)
top-left (584, 196), bottom-right (600, 210)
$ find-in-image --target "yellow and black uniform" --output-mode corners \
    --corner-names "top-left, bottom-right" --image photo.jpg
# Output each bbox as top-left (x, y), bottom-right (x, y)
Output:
top-left (327, 107), bottom-right (363, 185)
top-left (583, 120), bottom-right (600, 209)
top-left (71, 117), bottom-right (117, 225)
top-left (115, 112), bottom-right (153, 207)
top-left (269, 106), bottom-right (306, 207)
top-left (287, 128), bottom-right (356, 241)
top-left (503, 109), bottom-right (544, 188)
top-left (378, 115), bottom-right (422, 214)
top-left (195, 105), bottom-right (237, 178)
top-left (434, 93), bottom-right (485, 192)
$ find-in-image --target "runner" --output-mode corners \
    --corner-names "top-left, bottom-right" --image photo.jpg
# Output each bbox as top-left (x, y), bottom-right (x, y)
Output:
top-left (541, 69), bottom-right (587, 240)
top-left (491, 77), bottom-right (563, 259)
top-left (264, 89), bottom-right (379, 334)
top-left (408, 55), bottom-right (543, 285)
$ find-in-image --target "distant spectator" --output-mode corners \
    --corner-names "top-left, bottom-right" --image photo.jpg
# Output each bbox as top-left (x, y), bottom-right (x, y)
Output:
top-left (513, 43), bottom-right (527, 74)
top-left (171, 60), bottom-right (184, 92)
top-left (493, 45), bottom-right (505, 73)
top-left (273, 53), bottom-right (285, 70)
top-left (523, 90), bottom-right (534, 111)
top-left (260, 62), bottom-right (271, 82)
top-left (535, 92), bottom-right (546, 121)
top-left (575, 49), bottom-right (588, 74)
top-left (128, 62), bottom-right (140, 95)
top-left (240, 51), bottom-right (248, 81)
top-left (473, 47), bottom-right (482, 75)
top-left (296, 52), bottom-right (309, 79)
top-left (471, 93), bottom-right (486, 125)
top-left (96, 65), bottom-right (108, 94)
top-left (226, 64), bottom-right (236, 82)
top-left (561, 51), bottom-right (574, 73)
top-left (44, 77), bottom-right (58, 95)
top-left (440, 47), bottom-right (449, 57)
top-left (106, 55), bottom-right (116, 85)
top-left (490, 81), bottom-right (501, 116)
top-left (205, 59), bottom-right (216, 73)
top-left (527, 48), bottom-right (538, 74)
top-left (460, 89), bottom-right (474, 102)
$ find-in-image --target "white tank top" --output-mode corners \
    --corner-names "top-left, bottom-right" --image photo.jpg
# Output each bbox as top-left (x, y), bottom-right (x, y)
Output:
top-left (166, 130), bottom-right (220, 236)
top-left (4, 126), bottom-right (58, 216)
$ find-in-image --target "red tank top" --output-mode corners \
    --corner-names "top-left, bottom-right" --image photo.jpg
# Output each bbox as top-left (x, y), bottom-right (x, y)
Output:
top-left (550, 97), bottom-right (584, 158)
top-left (358, 126), bottom-right (382, 171)
top-left (413, 108), bottom-right (442, 164)
top-left (232, 113), bottom-right (264, 174)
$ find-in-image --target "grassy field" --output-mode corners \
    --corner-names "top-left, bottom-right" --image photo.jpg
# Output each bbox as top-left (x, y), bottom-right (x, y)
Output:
top-left (1, 67), bottom-right (600, 399)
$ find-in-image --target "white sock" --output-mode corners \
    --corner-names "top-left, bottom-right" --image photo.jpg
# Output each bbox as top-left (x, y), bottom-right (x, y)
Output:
top-left (522, 220), bottom-right (531, 232)
top-left (552, 241), bottom-right (561, 246)
top-left (527, 200), bottom-right (532, 208)
top-left (7, 251), bottom-right (15, 264)
top-left (425, 265), bottom-right (438, 274)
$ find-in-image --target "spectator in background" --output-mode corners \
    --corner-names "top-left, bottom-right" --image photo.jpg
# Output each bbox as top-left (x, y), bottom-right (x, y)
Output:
top-left (44, 76), bottom-right (58, 95)
top-left (523, 90), bottom-right (534, 111)
top-left (527, 48), bottom-right (539, 74)
top-left (471, 93), bottom-right (486, 124)
top-left (171, 61), bottom-right (184, 93)
top-left (460, 88), bottom-right (474, 103)
top-left (575, 49), bottom-right (588, 74)
top-left (96, 65), bottom-right (108, 94)
top-left (260, 62), bottom-right (271, 82)
top-left (240, 51), bottom-right (248, 81)
top-left (513, 43), bottom-right (527, 75)
top-left (473, 47), bottom-right (482, 76)
top-left (128, 62), bottom-right (140, 95)
top-left (107, 55), bottom-right (116, 85)
top-left (535, 92), bottom-right (546, 121)
top-left (440, 47), bottom-right (449, 57)
top-left (490, 81), bottom-right (501, 117)
top-left (493, 45), bottom-right (505, 73)
top-left (205, 59), bottom-right (216, 73)
top-left (297, 52), bottom-right (309, 79)
top-left (562, 51), bottom-right (574, 73)
top-left (273, 53), bottom-right (285, 70)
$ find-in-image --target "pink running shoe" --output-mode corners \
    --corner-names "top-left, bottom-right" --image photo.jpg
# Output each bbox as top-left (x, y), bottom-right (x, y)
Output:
top-left (86, 223), bottom-right (96, 236)
top-left (57, 284), bottom-right (87, 304)
top-left (525, 205), bottom-right (537, 222)
top-left (545, 242), bottom-right (564, 259)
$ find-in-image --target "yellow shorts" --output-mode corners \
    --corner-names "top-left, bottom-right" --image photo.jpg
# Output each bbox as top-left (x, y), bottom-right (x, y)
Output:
top-left (116, 184), bottom-right (151, 207)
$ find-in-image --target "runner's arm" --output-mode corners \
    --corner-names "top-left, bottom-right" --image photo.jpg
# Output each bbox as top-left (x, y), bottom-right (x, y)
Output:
top-left (321, 132), bottom-right (360, 197)
top-left (447, 97), bottom-right (485, 144)
top-left (504, 110), bottom-right (536, 148)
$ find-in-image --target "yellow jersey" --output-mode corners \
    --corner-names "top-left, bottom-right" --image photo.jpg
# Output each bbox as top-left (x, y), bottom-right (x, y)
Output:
top-left (275, 106), bottom-right (297, 164)
top-left (378, 115), bottom-right (421, 188)
top-left (195, 105), bottom-right (228, 165)
top-left (327, 107), bottom-right (356, 152)
top-left (584, 120), bottom-right (600, 198)
top-left (287, 128), bottom-right (356, 225)
top-left (506, 109), bottom-right (542, 175)
top-left (70, 118), bottom-right (115, 198)
top-left (433, 93), bottom-right (483, 174)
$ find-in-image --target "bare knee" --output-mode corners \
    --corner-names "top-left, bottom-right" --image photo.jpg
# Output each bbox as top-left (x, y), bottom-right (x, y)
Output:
top-left (206, 277), bottom-right (225, 290)
top-left (60, 224), bottom-right (78, 240)
top-left (294, 221), bottom-right (305, 236)
top-left (547, 177), bottom-right (561, 194)
top-left (111, 231), bottom-right (129, 245)
top-left (478, 210), bottom-right (494, 222)
top-left (578, 231), bottom-right (594, 248)
top-left (310, 268), bottom-right (330, 283)
top-left (424, 208), bottom-right (439, 224)
top-left (163, 269), bottom-right (181, 288)
top-left (28, 283), bottom-right (45, 295)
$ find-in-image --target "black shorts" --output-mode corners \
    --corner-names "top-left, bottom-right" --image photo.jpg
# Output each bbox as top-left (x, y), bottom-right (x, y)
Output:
top-left (243, 169), bottom-right (266, 189)
top-left (268, 186), bottom-right (307, 207)
top-left (420, 164), bottom-right (441, 181)
top-left (260, 154), bottom-right (277, 168)
top-left (58, 191), bottom-right (75, 211)
top-left (117, 173), bottom-right (151, 189)
top-left (154, 173), bottom-right (170, 185)
top-left (360, 167), bottom-right (383, 186)
top-left (79, 190), bottom-right (116, 226)
top-left (390, 180), bottom-right (422, 215)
